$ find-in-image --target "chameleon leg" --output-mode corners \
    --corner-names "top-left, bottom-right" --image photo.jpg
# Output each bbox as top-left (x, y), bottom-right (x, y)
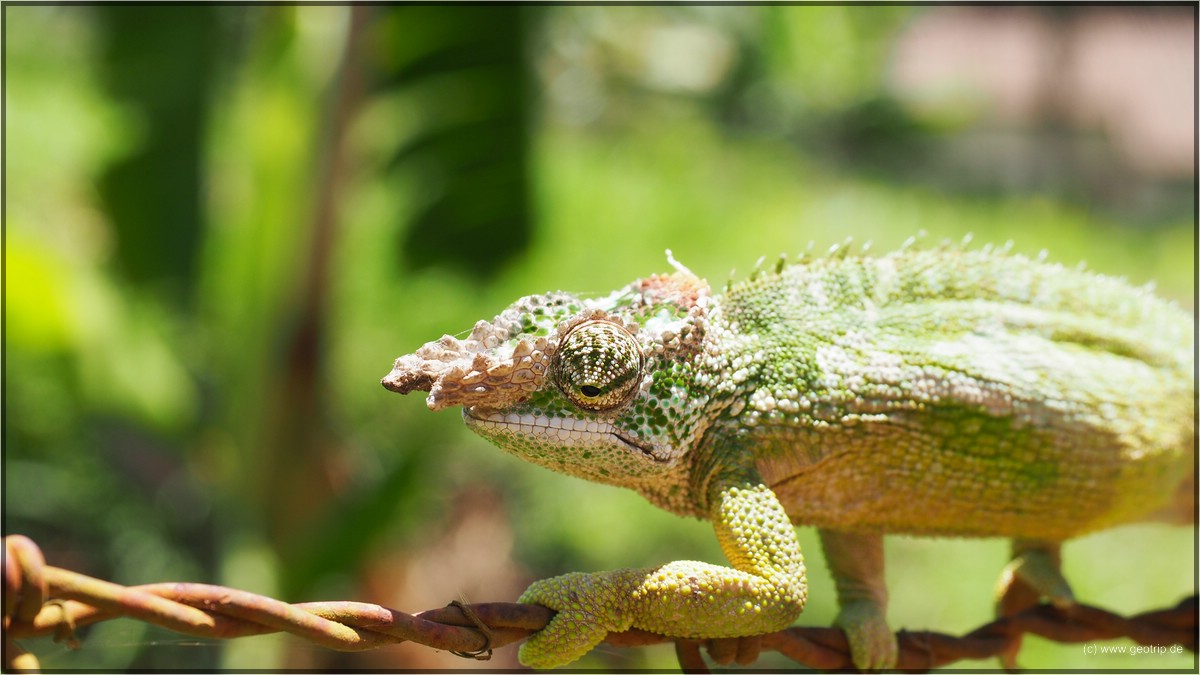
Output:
top-left (517, 475), bottom-right (806, 668)
top-left (993, 538), bottom-right (1073, 668)
top-left (995, 539), bottom-right (1074, 614)
top-left (819, 529), bottom-right (896, 671)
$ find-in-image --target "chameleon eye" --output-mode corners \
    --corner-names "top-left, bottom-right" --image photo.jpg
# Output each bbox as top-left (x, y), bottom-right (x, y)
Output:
top-left (554, 320), bottom-right (644, 411)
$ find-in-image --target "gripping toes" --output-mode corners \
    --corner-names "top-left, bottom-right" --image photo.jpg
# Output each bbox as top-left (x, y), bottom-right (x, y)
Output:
top-left (517, 607), bottom-right (610, 669)
top-left (995, 541), bottom-right (1074, 614)
top-left (517, 572), bottom-right (634, 668)
top-left (836, 599), bottom-right (898, 671)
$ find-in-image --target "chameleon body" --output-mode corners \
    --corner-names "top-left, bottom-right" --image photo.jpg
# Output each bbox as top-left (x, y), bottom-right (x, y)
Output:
top-left (382, 242), bottom-right (1194, 669)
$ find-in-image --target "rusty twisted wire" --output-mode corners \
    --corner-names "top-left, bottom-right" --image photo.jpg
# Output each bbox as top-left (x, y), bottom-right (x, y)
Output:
top-left (3, 534), bottom-right (1195, 672)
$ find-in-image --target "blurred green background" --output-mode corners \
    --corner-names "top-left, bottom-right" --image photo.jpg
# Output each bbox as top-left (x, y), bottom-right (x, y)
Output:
top-left (5, 5), bottom-right (1194, 670)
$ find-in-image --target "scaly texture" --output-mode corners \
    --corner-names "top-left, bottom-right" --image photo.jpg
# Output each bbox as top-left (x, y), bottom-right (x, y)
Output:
top-left (382, 241), bottom-right (1194, 669)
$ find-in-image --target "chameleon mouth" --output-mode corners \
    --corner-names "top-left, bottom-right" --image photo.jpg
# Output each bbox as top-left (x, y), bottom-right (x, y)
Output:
top-left (611, 429), bottom-right (662, 462)
top-left (462, 407), bottom-right (664, 463)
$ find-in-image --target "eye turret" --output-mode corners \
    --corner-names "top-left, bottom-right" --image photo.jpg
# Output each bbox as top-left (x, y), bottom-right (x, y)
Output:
top-left (553, 320), bottom-right (644, 411)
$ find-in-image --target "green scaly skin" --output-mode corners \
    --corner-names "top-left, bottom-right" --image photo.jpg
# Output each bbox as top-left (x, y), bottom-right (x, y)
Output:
top-left (382, 241), bottom-right (1195, 670)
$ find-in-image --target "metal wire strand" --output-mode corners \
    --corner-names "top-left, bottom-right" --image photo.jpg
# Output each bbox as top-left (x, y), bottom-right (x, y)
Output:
top-left (3, 535), bottom-right (1195, 672)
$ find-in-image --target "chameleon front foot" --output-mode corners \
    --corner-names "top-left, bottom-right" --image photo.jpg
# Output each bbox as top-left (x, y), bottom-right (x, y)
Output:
top-left (819, 530), bottom-right (896, 670)
top-left (517, 608), bottom-right (611, 669)
top-left (517, 571), bottom-right (634, 668)
top-left (704, 635), bottom-right (763, 665)
top-left (517, 480), bottom-right (807, 668)
top-left (835, 598), bottom-right (898, 671)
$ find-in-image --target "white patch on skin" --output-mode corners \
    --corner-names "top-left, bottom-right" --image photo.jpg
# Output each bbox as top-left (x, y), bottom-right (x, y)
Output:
top-left (805, 279), bottom-right (830, 308)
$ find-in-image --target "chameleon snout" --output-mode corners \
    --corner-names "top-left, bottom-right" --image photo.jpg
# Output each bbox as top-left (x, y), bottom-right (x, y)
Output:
top-left (381, 355), bottom-right (437, 395)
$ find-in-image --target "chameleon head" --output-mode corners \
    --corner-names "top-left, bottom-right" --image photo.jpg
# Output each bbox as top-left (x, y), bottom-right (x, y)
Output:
top-left (382, 270), bottom-right (715, 485)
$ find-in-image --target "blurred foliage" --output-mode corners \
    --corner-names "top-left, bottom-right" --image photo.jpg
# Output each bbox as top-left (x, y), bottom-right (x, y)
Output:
top-left (4, 4), bottom-right (1193, 671)
top-left (372, 5), bottom-right (534, 278)
top-left (95, 5), bottom-right (219, 302)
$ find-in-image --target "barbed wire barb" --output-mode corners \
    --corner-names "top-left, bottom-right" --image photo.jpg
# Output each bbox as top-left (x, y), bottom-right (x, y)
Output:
top-left (4, 535), bottom-right (1195, 672)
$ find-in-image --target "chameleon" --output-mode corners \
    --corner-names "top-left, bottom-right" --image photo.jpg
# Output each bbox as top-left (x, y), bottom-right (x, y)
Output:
top-left (381, 239), bottom-right (1195, 670)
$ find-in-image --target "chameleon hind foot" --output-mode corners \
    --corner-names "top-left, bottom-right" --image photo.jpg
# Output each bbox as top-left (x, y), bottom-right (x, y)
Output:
top-left (995, 541), bottom-right (1074, 614)
top-left (994, 540), bottom-right (1074, 668)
